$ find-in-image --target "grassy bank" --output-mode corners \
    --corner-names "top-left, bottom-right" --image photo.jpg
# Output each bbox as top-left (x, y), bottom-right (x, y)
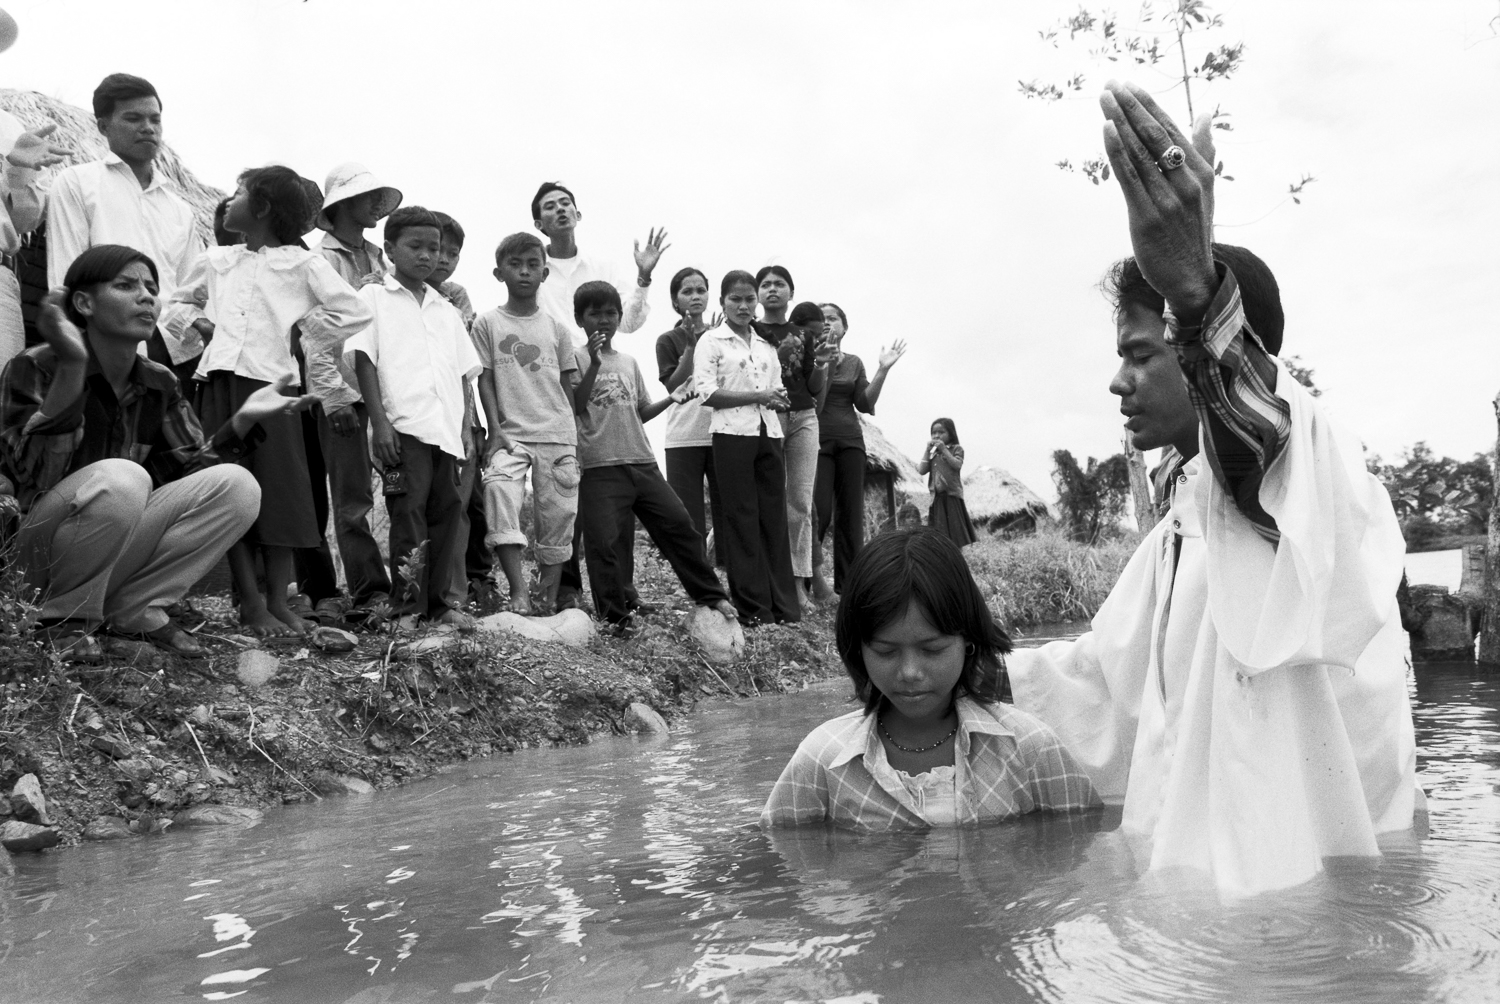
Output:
top-left (0, 545), bottom-right (839, 849)
top-left (967, 526), bottom-right (1139, 628)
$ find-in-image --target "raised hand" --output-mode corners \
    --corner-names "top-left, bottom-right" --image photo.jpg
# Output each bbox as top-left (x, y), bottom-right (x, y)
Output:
top-left (236, 373), bottom-right (319, 427)
top-left (705, 311), bottom-right (723, 331)
top-left (813, 335), bottom-right (836, 366)
top-left (5, 124), bottom-right (72, 171)
top-left (878, 339), bottom-right (907, 370)
top-left (586, 330), bottom-right (607, 362)
top-left (37, 289), bottom-right (88, 365)
top-left (633, 227), bottom-right (671, 280)
top-left (1099, 80), bottom-right (1217, 321)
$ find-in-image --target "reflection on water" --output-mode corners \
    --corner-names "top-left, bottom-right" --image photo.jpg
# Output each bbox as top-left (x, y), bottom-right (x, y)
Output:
top-left (1, 661), bottom-right (1497, 1004)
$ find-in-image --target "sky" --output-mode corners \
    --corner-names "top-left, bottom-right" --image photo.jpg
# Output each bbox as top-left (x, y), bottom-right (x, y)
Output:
top-left (4, 0), bottom-right (1497, 502)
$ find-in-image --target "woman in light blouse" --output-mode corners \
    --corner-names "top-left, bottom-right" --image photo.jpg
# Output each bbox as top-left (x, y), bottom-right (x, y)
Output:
top-left (693, 270), bottom-right (800, 625)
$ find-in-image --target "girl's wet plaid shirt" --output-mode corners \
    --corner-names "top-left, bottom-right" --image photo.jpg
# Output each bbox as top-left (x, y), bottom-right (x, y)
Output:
top-left (761, 697), bottom-right (1099, 831)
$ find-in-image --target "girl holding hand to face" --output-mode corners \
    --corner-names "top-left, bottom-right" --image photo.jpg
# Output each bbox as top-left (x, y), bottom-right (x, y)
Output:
top-left (656, 267), bottom-right (725, 565)
top-left (762, 529), bottom-right (1098, 830)
top-left (693, 270), bottom-right (800, 626)
top-left (918, 417), bottom-right (976, 548)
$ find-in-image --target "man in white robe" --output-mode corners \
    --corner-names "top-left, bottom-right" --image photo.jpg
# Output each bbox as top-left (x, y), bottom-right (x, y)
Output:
top-left (1008, 82), bottom-right (1418, 895)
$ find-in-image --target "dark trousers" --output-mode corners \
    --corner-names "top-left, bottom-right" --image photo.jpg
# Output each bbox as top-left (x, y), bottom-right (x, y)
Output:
top-left (815, 440), bottom-right (867, 592)
top-left (712, 429), bottom-right (800, 624)
top-left (316, 404), bottom-right (392, 604)
top-left (464, 472), bottom-right (492, 585)
top-left (385, 434), bottom-right (467, 617)
top-left (580, 463), bottom-right (727, 624)
top-left (664, 445), bottom-right (724, 566)
top-left (294, 405), bottom-right (340, 603)
top-left (561, 512), bottom-right (637, 604)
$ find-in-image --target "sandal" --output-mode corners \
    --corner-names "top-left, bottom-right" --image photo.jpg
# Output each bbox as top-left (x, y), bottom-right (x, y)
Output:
top-left (37, 619), bottom-right (104, 664)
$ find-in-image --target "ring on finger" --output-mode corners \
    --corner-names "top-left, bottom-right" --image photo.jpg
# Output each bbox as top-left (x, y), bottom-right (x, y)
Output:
top-left (1158, 145), bottom-right (1187, 172)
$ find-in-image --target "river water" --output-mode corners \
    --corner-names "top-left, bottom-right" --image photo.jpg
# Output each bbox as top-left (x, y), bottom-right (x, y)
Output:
top-left (2, 658), bottom-right (1497, 1004)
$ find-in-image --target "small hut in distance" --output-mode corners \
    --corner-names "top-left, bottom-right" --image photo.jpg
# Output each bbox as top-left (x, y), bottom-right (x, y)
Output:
top-left (858, 414), bottom-right (923, 536)
top-left (962, 465), bottom-right (1056, 535)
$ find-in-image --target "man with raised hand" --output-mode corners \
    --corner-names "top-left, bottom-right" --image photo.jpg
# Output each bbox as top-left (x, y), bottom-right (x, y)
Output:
top-left (46, 74), bottom-right (202, 378)
top-left (1007, 81), bottom-right (1417, 895)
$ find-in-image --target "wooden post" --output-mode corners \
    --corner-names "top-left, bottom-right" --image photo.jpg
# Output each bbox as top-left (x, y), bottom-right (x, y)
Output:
top-left (1123, 434), bottom-right (1155, 532)
top-left (1477, 392), bottom-right (1500, 666)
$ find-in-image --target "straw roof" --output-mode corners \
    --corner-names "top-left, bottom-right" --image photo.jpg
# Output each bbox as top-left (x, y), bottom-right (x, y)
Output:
top-left (859, 414), bottom-right (923, 484)
top-left (0, 88), bottom-right (225, 246)
top-left (962, 465), bottom-right (1057, 521)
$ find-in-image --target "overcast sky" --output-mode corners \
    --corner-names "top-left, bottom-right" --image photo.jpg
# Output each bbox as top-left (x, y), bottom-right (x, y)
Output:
top-left (6, 0), bottom-right (1497, 500)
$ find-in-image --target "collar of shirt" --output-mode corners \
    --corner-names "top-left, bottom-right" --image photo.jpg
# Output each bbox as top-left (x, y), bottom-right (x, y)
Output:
top-left (318, 231), bottom-right (383, 260)
top-left (211, 243), bottom-right (309, 273)
top-left (825, 697), bottom-right (1016, 770)
top-left (101, 151), bottom-right (169, 193)
top-left (84, 349), bottom-right (174, 403)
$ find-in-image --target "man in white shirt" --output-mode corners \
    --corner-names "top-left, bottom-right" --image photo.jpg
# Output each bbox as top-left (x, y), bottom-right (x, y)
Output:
top-left (46, 73), bottom-right (202, 377)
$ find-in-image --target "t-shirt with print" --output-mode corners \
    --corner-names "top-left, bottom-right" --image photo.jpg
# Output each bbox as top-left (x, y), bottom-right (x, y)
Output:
top-left (572, 347), bottom-right (656, 470)
top-left (471, 305), bottom-right (578, 445)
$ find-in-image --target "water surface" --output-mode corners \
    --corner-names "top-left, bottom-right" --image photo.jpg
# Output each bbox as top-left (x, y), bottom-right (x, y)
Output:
top-left (1, 662), bottom-right (1496, 1004)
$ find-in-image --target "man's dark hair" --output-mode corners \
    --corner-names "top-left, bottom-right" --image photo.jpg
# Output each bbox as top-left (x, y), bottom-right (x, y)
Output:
top-left (236, 166), bottom-right (311, 246)
top-left (92, 73), bottom-right (160, 119)
top-left (755, 264), bottom-right (794, 296)
top-left (836, 529), bottom-right (1012, 714)
top-left (495, 231), bottom-right (545, 268)
top-left (432, 211), bottom-right (465, 249)
top-left (1101, 244), bottom-right (1285, 355)
top-left (384, 206), bottom-right (442, 245)
top-left (530, 182), bottom-right (577, 223)
top-left (63, 245), bottom-right (160, 328)
top-left (573, 280), bottom-right (622, 323)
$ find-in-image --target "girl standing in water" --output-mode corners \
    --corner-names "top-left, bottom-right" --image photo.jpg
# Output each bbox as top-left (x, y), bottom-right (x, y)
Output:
top-left (918, 417), bottom-right (976, 548)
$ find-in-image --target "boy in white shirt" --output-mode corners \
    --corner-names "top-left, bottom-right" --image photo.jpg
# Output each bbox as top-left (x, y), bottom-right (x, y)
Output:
top-left (345, 207), bottom-right (481, 630)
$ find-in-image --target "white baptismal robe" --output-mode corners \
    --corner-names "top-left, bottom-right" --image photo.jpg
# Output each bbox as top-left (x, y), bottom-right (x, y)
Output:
top-left (1010, 366), bottom-right (1416, 895)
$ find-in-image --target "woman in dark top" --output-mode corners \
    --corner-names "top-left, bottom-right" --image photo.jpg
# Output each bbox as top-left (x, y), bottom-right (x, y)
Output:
top-left (752, 266), bottom-right (830, 607)
top-left (811, 302), bottom-right (905, 598)
top-left (655, 266), bottom-right (724, 564)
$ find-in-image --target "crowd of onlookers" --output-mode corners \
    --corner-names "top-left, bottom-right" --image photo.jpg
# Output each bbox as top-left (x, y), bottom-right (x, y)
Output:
top-left (0, 71), bottom-right (976, 662)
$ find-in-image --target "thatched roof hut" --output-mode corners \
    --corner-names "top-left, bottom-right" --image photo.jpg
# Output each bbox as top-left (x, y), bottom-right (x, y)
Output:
top-left (963, 465), bottom-right (1056, 534)
top-left (0, 88), bottom-right (225, 245)
top-left (860, 413), bottom-right (922, 485)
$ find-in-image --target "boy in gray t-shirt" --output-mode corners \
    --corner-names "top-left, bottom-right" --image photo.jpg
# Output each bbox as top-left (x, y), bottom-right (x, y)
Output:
top-left (473, 233), bottom-right (580, 614)
top-left (571, 281), bottom-right (736, 636)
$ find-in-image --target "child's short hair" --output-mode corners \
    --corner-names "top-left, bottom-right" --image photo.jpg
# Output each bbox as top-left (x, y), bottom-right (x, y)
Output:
top-left (755, 264), bottom-right (794, 295)
top-left (432, 211), bottom-right (465, 249)
top-left (236, 166), bottom-right (311, 246)
top-left (931, 417), bottom-right (959, 445)
top-left (820, 302), bottom-right (849, 329)
top-left (92, 73), bottom-right (159, 119)
top-left (530, 182), bottom-right (577, 223)
top-left (668, 267), bottom-right (708, 312)
top-left (494, 231), bottom-right (544, 268)
top-left (63, 244), bottom-right (161, 328)
top-left (573, 280), bottom-right (622, 322)
top-left (789, 301), bottom-right (823, 326)
top-left (720, 270), bottom-right (757, 299)
top-left (212, 197), bottom-right (237, 247)
top-left (836, 529), bottom-right (1011, 714)
top-left (384, 205), bottom-right (442, 245)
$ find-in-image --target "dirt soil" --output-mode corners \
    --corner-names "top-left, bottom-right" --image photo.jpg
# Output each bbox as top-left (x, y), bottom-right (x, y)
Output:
top-left (0, 546), bottom-right (840, 848)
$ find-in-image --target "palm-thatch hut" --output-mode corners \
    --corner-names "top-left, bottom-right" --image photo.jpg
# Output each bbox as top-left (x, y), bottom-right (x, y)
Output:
top-left (859, 413), bottom-right (923, 535)
top-left (962, 465), bottom-right (1056, 535)
top-left (0, 88), bottom-right (226, 241)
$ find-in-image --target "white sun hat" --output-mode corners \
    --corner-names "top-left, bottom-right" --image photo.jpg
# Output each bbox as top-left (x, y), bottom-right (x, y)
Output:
top-left (0, 9), bottom-right (19, 54)
top-left (315, 162), bottom-right (402, 231)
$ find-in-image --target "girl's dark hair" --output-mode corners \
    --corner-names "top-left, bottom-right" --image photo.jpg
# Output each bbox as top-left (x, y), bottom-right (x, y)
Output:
top-left (755, 264), bottom-right (794, 296)
top-left (836, 529), bottom-right (1011, 714)
top-left (63, 244), bottom-right (160, 328)
top-left (573, 279), bottom-right (622, 322)
top-left (789, 301), bottom-right (823, 326)
top-left (212, 197), bottom-right (238, 247)
top-left (237, 166), bottom-right (311, 246)
top-left (931, 416), bottom-right (959, 445)
top-left (668, 267), bottom-right (708, 314)
top-left (720, 269), bottom-right (757, 299)
top-left (820, 302), bottom-right (848, 329)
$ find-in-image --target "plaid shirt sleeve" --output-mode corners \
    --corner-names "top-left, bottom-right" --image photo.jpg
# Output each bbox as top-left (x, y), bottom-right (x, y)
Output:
top-left (150, 376), bottom-right (261, 484)
top-left (1003, 707), bottom-right (1101, 813)
top-left (0, 351), bottom-right (86, 508)
top-left (1166, 265), bottom-right (1291, 540)
top-left (761, 728), bottom-right (836, 827)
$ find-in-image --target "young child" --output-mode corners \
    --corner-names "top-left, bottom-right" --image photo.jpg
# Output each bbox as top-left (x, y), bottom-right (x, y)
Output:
top-left (570, 280), bottom-right (738, 636)
top-left (162, 166), bottom-right (371, 636)
top-left (918, 417), bottom-right (976, 548)
top-left (428, 212), bottom-right (475, 331)
top-left (472, 232), bottom-right (579, 614)
top-left (344, 206), bottom-right (481, 631)
top-left (761, 529), bottom-right (1098, 829)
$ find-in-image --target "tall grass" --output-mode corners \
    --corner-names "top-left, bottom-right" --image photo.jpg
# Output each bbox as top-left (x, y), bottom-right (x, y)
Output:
top-left (966, 526), bottom-right (1140, 629)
